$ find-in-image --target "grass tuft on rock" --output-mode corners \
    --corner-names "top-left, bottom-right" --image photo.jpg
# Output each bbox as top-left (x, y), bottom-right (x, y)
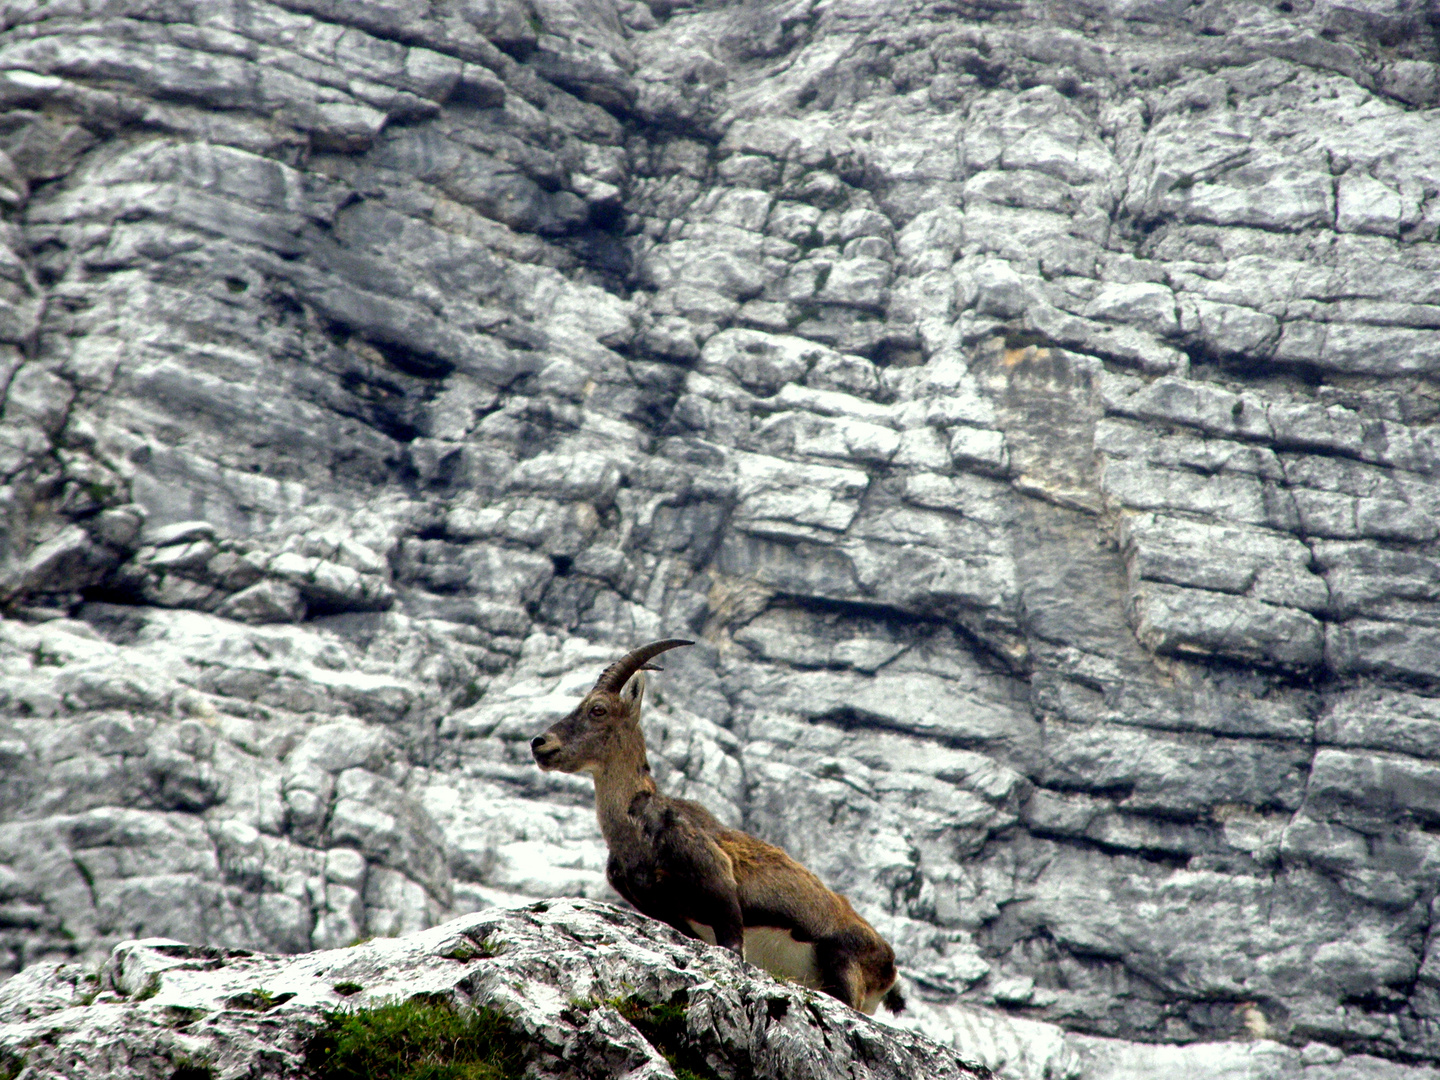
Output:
top-left (611, 994), bottom-right (721, 1080)
top-left (304, 997), bottom-right (527, 1080)
top-left (169, 1055), bottom-right (215, 1080)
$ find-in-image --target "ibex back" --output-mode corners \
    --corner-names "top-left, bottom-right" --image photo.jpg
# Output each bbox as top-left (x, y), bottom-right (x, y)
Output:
top-left (531, 639), bottom-right (904, 1015)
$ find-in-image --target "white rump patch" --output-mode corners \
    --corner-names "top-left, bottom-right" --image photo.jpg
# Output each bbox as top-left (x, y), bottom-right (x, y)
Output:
top-left (744, 926), bottom-right (822, 989)
top-left (686, 920), bottom-right (822, 990)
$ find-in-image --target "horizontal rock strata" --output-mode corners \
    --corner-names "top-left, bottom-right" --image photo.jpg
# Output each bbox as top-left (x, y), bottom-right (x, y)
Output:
top-left (0, 0), bottom-right (1439, 1078)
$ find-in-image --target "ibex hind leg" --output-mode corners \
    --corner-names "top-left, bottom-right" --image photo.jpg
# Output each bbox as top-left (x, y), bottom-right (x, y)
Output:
top-left (815, 939), bottom-right (867, 1012)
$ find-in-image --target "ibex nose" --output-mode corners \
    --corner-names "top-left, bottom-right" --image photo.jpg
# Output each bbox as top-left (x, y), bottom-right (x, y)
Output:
top-left (531, 734), bottom-right (559, 768)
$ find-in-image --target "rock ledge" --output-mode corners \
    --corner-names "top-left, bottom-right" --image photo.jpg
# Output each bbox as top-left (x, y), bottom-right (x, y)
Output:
top-left (0, 898), bottom-right (985, 1080)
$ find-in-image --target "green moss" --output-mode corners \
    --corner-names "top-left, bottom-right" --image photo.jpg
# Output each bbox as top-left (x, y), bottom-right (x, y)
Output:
top-left (332, 982), bottom-right (364, 997)
top-left (304, 998), bottom-right (527, 1080)
top-left (0, 1050), bottom-right (25, 1080)
top-left (225, 987), bottom-right (296, 1011)
top-left (788, 302), bottom-right (822, 328)
top-left (169, 1054), bottom-right (215, 1080)
top-left (1000, 328), bottom-right (1055, 352)
top-left (613, 995), bottom-right (688, 1031)
top-left (575, 994), bottom-right (721, 1080)
top-left (164, 1005), bottom-right (210, 1027)
top-left (74, 971), bottom-right (102, 1007)
top-left (453, 680), bottom-right (484, 709)
top-left (439, 934), bottom-right (498, 962)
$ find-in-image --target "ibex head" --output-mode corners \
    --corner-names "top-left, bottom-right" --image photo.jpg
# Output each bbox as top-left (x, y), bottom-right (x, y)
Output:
top-left (531, 639), bottom-right (693, 774)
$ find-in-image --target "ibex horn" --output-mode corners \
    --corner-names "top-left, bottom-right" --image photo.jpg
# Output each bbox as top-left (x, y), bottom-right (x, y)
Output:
top-left (593, 639), bottom-right (694, 693)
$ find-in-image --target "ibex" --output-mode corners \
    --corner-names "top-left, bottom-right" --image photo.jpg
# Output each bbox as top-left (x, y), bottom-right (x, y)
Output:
top-left (531, 639), bottom-right (905, 1015)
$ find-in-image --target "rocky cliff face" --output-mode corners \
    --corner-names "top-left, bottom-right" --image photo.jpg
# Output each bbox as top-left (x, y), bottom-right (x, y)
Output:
top-left (1, 0), bottom-right (1439, 1077)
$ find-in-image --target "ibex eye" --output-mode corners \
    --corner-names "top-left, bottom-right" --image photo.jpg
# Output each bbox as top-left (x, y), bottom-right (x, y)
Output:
top-left (589, 704), bottom-right (606, 718)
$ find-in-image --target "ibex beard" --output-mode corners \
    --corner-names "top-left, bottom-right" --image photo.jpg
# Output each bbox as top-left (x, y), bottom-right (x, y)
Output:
top-left (531, 639), bottom-right (905, 1015)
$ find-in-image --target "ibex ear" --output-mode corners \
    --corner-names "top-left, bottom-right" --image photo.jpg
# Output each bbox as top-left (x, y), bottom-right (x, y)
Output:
top-left (619, 671), bottom-right (646, 721)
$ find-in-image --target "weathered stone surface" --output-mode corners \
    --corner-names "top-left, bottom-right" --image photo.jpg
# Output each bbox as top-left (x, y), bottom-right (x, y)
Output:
top-left (0, 1), bottom-right (1439, 1078)
top-left (0, 900), bottom-right (988, 1080)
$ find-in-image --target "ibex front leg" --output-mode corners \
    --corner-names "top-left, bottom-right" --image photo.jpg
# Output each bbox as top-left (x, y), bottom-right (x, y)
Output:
top-left (657, 824), bottom-right (745, 956)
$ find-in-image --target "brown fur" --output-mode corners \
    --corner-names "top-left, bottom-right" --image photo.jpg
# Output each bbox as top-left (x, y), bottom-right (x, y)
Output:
top-left (531, 641), bottom-right (904, 1015)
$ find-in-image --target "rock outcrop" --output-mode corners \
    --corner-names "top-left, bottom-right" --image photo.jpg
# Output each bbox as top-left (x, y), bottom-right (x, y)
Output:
top-left (1, 0), bottom-right (1439, 1077)
top-left (0, 898), bottom-right (987, 1079)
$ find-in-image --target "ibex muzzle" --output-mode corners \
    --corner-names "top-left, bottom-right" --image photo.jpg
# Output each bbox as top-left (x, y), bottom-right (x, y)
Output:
top-left (530, 639), bottom-right (904, 1016)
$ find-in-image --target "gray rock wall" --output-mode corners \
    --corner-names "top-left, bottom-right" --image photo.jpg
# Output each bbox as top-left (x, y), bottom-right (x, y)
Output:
top-left (0, 0), bottom-right (1438, 1076)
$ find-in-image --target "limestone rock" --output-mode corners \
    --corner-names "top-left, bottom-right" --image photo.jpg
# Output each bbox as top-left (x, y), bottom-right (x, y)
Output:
top-left (0, 900), bottom-right (987, 1080)
top-left (1, 0), bottom-right (1440, 1077)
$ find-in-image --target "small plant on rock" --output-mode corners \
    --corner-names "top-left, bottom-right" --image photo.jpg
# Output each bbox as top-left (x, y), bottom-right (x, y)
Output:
top-left (304, 997), bottom-right (527, 1080)
top-left (569, 992), bottom-right (720, 1080)
top-left (438, 933), bottom-right (498, 962)
top-left (169, 1053), bottom-right (216, 1080)
top-left (612, 994), bottom-right (721, 1080)
top-left (225, 987), bottom-right (294, 1011)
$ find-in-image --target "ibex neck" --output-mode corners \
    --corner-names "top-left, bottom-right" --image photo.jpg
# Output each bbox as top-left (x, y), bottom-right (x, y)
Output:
top-left (591, 726), bottom-right (657, 846)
